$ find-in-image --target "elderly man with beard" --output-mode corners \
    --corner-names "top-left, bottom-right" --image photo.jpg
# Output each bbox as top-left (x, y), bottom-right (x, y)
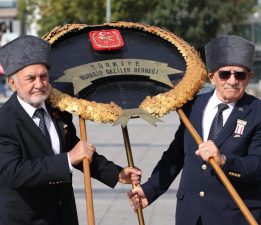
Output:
top-left (0, 35), bottom-right (141, 225)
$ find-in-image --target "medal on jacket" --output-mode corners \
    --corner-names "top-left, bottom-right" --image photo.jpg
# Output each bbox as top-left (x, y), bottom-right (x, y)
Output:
top-left (234, 119), bottom-right (247, 137)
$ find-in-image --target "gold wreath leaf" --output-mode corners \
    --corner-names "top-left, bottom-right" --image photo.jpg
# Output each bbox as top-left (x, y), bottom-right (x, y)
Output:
top-left (47, 86), bottom-right (122, 123)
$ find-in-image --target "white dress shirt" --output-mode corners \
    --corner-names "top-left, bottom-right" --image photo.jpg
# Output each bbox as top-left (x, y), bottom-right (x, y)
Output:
top-left (17, 95), bottom-right (60, 154)
top-left (202, 90), bottom-right (235, 142)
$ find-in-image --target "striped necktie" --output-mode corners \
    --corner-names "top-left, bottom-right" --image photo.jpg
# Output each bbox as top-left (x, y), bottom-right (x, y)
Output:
top-left (34, 108), bottom-right (51, 145)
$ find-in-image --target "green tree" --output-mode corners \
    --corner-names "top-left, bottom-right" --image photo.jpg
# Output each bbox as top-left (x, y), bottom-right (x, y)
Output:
top-left (111, 0), bottom-right (158, 22)
top-left (18, 0), bottom-right (107, 36)
top-left (142, 0), bottom-right (256, 47)
top-left (17, 0), bottom-right (159, 36)
top-left (18, 0), bottom-right (256, 47)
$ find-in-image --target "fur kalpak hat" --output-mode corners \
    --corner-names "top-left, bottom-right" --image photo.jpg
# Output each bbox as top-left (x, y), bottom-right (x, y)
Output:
top-left (0, 35), bottom-right (51, 76)
top-left (205, 35), bottom-right (255, 72)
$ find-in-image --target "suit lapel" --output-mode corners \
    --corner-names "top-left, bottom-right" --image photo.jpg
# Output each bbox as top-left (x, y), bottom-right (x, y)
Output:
top-left (10, 94), bottom-right (55, 155)
top-left (215, 94), bottom-right (251, 147)
top-left (190, 92), bottom-right (213, 138)
top-left (184, 92), bottom-right (213, 164)
top-left (47, 107), bottom-right (65, 153)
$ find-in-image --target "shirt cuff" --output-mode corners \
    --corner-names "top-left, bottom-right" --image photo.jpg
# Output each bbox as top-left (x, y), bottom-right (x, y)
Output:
top-left (67, 153), bottom-right (73, 173)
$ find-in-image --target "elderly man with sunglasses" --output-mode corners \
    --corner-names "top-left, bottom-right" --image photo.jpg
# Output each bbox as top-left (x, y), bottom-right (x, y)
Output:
top-left (128, 35), bottom-right (261, 225)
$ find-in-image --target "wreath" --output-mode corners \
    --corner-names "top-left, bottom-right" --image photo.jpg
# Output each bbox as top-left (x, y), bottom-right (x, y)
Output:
top-left (44, 22), bottom-right (207, 123)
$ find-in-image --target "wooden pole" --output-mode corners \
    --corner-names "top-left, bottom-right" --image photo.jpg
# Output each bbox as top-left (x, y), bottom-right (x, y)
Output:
top-left (79, 116), bottom-right (95, 225)
top-left (177, 108), bottom-right (258, 225)
top-left (121, 125), bottom-right (145, 225)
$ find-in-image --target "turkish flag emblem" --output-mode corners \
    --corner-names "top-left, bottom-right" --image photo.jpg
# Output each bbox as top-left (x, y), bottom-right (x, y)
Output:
top-left (89, 29), bottom-right (124, 51)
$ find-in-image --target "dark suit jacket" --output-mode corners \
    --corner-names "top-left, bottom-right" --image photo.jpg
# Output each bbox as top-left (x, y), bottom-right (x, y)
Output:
top-left (142, 91), bottom-right (261, 225)
top-left (0, 94), bottom-right (122, 225)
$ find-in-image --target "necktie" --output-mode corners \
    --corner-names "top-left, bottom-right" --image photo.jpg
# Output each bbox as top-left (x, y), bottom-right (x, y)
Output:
top-left (34, 108), bottom-right (51, 145)
top-left (208, 103), bottom-right (229, 140)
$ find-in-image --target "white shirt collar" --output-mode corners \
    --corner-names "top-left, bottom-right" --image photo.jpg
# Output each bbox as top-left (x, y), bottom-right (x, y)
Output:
top-left (16, 95), bottom-right (48, 118)
top-left (209, 89), bottom-right (236, 110)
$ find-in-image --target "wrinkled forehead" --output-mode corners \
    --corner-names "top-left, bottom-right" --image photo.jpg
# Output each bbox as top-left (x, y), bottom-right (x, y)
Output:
top-left (15, 64), bottom-right (49, 77)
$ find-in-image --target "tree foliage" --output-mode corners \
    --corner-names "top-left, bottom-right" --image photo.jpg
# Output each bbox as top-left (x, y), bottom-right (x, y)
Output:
top-left (18, 0), bottom-right (107, 36)
top-left (111, 0), bottom-right (158, 22)
top-left (142, 0), bottom-right (256, 47)
top-left (18, 0), bottom-right (256, 47)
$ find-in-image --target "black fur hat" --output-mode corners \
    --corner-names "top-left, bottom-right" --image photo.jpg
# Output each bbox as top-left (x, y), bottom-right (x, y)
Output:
top-left (205, 35), bottom-right (255, 72)
top-left (0, 35), bottom-right (51, 76)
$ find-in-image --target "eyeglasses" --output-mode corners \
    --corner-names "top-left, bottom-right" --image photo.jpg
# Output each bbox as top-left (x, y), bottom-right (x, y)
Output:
top-left (218, 70), bottom-right (248, 81)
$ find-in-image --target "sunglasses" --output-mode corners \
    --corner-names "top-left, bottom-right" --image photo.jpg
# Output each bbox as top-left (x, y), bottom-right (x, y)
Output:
top-left (218, 70), bottom-right (248, 81)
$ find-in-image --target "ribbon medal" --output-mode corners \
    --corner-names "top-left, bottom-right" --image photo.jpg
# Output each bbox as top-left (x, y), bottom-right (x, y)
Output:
top-left (234, 119), bottom-right (247, 137)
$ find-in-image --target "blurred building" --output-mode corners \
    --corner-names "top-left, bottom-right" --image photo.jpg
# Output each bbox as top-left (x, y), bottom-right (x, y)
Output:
top-left (0, 1), bottom-right (19, 96)
top-left (233, 15), bottom-right (261, 82)
top-left (0, 0), bottom-right (19, 46)
top-left (232, 1), bottom-right (261, 82)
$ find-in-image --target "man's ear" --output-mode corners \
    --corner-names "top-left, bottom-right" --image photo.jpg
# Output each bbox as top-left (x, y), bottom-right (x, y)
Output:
top-left (208, 72), bottom-right (215, 86)
top-left (8, 77), bottom-right (17, 92)
top-left (248, 71), bottom-right (254, 80)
